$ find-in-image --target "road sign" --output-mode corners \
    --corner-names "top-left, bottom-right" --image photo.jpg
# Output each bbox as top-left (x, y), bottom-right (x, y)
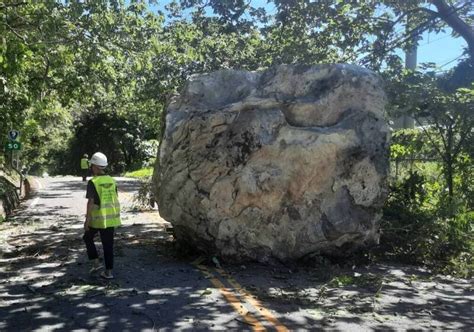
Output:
top-left (8, 130), bottom-right (19, 141)
top-left (5, 141), bottom-right (21, 151)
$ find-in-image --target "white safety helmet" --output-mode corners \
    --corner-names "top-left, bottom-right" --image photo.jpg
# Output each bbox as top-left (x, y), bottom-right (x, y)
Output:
top-left (89, 152), bottom-right (108, 168)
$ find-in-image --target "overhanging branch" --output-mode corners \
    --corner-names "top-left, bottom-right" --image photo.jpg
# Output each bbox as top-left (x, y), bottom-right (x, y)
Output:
top-left (431, 0), bottom-right (474, 58)
top-left (4, 22), bottom-right (28, 43)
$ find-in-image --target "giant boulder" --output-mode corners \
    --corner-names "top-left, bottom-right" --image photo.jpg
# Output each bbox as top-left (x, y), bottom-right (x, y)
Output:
top-left (154, 64), bottom-right (389, 262)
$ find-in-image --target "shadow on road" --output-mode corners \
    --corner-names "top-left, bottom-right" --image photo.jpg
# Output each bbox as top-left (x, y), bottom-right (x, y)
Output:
top-left (0, 218), bottom-right (247, 330)
top-left (0, 177), bottom-right (472, 330)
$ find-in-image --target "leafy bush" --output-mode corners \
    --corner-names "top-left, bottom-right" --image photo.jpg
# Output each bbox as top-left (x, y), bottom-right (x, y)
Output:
top-left (380, 190), bottom-right (473, 277)
top-left (379, 65), bottom-right (473, 277)
top-left (131, 177), bottom-right (156, 210)
top-left (378, 141), bottom-right (473, 277)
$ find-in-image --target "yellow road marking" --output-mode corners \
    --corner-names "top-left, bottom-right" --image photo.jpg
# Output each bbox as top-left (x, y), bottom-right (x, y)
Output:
top-left (216, 268), bottom-right (289, 332)
top-left (192, 257), bottom-right (289, 331)
top-left (192, 261), bottom-right (267, 331)
top-left (116, 192), bottom-right (287, 330)
top-left (118, 190), bottom-right (285, 331)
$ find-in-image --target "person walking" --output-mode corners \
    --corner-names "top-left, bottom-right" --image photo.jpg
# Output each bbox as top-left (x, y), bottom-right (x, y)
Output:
top-left (83, 152), bottom-right (121, 279)
top-left (80, 154), bottom-right (89, 181)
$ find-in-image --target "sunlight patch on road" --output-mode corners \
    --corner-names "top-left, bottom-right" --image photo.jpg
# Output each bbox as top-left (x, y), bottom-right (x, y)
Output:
top-left (28, 178), bottom-right (43, 208)
top-left (118, 190), bottom-right (167, 225)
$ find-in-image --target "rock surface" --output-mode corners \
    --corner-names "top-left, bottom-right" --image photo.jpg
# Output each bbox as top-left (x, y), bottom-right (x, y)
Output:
top-left (0, 176), bottom-right (21, 222)
top-left (154, 64), bottom-right (390, 262)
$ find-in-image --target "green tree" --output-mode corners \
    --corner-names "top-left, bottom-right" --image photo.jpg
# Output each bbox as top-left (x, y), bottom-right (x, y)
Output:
top-left (56, 109), bottom-right (148, 175)
top-left (388, 64), bottom-right (473, 218)
top-left (174, 1), bottom-right (473, 68)
top-left (1, 1), bottom-right (166, 170)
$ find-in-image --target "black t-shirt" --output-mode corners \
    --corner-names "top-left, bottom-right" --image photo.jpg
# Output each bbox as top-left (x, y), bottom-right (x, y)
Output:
top-left (86, 180), bottom-right (100, 205)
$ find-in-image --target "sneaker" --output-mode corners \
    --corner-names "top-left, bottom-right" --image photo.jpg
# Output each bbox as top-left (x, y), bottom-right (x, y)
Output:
top-left (89, 259), bottom-right (101, 274)
top-left (100, 270), bottom-right (114, 279)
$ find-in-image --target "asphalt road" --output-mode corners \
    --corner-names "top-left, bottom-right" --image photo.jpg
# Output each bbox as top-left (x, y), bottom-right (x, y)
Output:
top-left (0, 176), bottom-right (472, 331)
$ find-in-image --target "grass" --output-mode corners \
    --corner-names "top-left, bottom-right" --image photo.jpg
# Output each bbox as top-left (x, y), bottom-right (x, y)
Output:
top-left (329, 275), bottom-right (355, 287)
top-left (123, 167), bottom-right (153, 178)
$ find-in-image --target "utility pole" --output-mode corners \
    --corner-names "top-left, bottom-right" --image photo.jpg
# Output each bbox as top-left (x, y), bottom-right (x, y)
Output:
top-left (394, 14), bottom-right (417, 129)
top-left (402, 44), bottom-right (416, 128)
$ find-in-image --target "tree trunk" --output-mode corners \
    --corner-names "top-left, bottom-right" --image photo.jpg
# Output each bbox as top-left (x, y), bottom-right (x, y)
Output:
top-left (431, 0), bottom-right (474, 59)
top-left (446, 158), bottom-right (454, 199)
top-left (444, 124), bottom-right (455, 217)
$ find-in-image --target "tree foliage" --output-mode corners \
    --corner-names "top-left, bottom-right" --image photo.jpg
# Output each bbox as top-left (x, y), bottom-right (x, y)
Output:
top-left (54, 109), bottom-right (149, 175)
top-left (173, 0), bottom-right (474, 69)
top-left (1, 1), bottom-right (166, 172)
top-left (382, 62), bottom-right (473, 276)
top-left (0, 0), bottom-right (472, 273)
top-left (2, 0), bottom-right (473, 173)
top-left (388, 65), bottom-right (473, 207)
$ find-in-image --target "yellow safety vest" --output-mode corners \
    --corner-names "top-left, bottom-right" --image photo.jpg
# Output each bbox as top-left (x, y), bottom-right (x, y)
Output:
top-left (90, 175), bottom-right (121, 229)
top-left (81, 158), bottom-right (89, 169)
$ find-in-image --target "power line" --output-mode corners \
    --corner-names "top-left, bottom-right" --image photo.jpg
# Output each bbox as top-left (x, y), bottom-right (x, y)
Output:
top-left (420, 34), bottom-right (450, 46)
top-left (438, 54), bottom-right (467, 68)
top-left (426, 54), bottom-right (468, 73)
top-left (360, 1), bottom-right (470, 64)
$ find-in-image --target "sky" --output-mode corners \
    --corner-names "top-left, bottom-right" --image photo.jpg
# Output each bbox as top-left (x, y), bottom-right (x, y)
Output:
top-left (151, 0), bottom-right (468, 70)
top-left (415, 30), bottom-right (467, 69)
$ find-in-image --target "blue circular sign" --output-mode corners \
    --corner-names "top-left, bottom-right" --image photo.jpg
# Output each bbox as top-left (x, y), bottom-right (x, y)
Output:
top-left (8, 130), bottom-right (19, 141)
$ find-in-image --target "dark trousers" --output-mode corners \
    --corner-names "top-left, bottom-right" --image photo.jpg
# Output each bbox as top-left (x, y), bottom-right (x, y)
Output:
top-left (82, 169), bottom-right (88, 181)
top-left (83, 227), bottom-right (115, 269)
